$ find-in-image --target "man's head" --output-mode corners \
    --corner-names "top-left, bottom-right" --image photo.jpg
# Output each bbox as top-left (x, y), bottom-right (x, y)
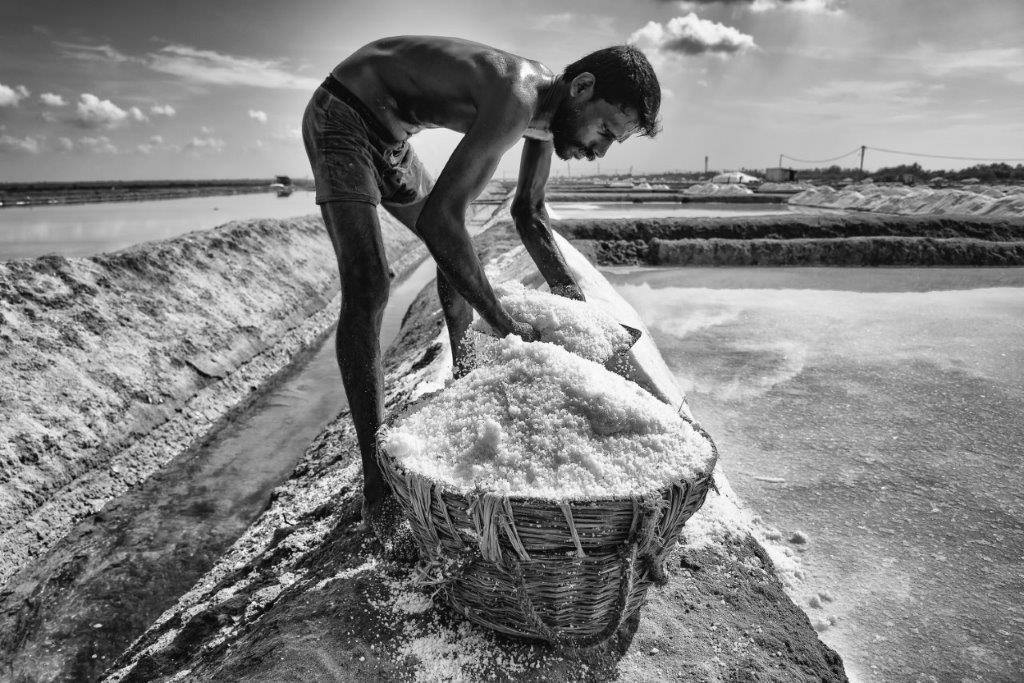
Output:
top-left (550, 45), bottom-right (661, 162)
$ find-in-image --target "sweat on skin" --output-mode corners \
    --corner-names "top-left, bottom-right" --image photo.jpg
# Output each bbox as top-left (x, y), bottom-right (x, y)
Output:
top-left (301, 35), bottom-right (662, 525)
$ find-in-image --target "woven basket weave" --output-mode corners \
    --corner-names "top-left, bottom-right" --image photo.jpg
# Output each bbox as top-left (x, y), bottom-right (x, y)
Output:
top-left (376, 414), bottom-right (718, 647)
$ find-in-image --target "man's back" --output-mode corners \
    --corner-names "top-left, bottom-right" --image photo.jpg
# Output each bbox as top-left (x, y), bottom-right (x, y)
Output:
top-left (331, 36), bottom-right (552, 142)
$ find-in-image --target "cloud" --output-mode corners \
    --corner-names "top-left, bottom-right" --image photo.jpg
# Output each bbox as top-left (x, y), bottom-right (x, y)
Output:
top-left (54, 38), bottom-right (319, 90)
top-left (136, 134), bottom-right (179, 155)
top-left (56, 41), bottom-right (132, 63)
top-left (630, 13), bottom-right (756, 56)
top-left (74, 93), bottom-right (130, 129)
top-left (147, 44), bottom-right (320, 89)
top-left (150, 103), bottom-right (176, 116)
top-left (908, 45), bottom-right (1024, 84)
top-left (0, 83), bottom-right (31, 107)
top-left (530, 12), bottom-right (618, 36)
top-left (0, 134), bottom-right (41, 154)
top-left (248, 109), bottom-right (268, 123)
top-left (57, 136), bottom-right (75, 151)
top-left (128, 106), bottom-right (148, 122)
top-left (185, 136), bottom-right (226, 153)
top-left (671, 0), bottom-right (843, 14)
top-left (77, 135), bottom-right (118, 154)
top-left (40, 92), bottom-right (67, 107)
top-left (270, 126), bottom-right (301, 142)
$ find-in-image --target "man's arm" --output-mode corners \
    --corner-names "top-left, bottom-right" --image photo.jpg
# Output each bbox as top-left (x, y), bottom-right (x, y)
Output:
top-left (414, 99), bottom-right (535, 338)
top-left (510, 138), bottom-right (585, 300)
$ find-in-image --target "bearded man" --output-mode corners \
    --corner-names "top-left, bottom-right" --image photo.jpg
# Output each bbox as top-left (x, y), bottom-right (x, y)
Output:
top-left (301, 36), bottom-right (661, 528)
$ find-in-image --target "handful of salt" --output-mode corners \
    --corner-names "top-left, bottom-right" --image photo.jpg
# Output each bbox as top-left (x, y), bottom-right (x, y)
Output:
top-left (471, 282), bottom-right (634, 364)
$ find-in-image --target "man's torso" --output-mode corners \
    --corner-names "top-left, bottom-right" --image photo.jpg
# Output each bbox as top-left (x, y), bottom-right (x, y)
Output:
top-left (330, 36), bottom-right (552, 143)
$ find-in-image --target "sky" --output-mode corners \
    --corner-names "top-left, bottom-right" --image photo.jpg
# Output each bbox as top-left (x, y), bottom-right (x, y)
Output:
top-left (1, 0), bottom-right (1022, 181)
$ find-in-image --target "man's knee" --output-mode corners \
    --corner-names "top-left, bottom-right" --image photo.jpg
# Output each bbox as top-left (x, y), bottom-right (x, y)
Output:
top-left (341, 266), bottom-right (390, 317)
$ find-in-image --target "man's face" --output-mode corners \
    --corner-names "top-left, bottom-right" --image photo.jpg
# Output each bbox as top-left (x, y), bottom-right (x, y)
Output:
top-left (550, 96), bottom-right (638, 162)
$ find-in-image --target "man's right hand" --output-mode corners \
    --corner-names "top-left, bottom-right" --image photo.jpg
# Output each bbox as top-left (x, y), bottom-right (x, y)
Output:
top-left (506, 319), bottom-right (539, 342)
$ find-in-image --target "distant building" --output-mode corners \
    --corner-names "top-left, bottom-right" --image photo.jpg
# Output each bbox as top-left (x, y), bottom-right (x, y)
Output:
top-left (765, 167), bottom-right (797, 182)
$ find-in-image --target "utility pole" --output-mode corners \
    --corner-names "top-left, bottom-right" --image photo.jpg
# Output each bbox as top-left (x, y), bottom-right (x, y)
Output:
top-left (859, 145), bottom-right (866, 176)
top-left (704, 155), bottom-right (708, 175)
top-left (778, 154), bottom-right (783, 168)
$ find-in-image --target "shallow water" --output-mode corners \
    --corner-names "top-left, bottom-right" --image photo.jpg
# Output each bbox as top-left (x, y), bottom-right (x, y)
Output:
top-left (0, 255), bottom-right (440, 679)
top-left (0, 191), bottom-right (318, 260)
top-left (604, 266), bottom-right (1024, 682)
top-left (546, 201), bottom-right (790, 220)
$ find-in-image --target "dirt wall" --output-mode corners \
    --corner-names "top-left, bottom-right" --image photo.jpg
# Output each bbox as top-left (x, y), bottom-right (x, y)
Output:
top-left (554, 214), bottom-right (1024, 266)
top-left (0, 212), bottom-right (420, 589)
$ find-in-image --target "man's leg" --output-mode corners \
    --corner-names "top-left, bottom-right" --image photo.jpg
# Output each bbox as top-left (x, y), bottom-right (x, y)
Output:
top-left (320, 200), bottom-right (391, 512)
top-left (384, 199), bottom-right (474, 375)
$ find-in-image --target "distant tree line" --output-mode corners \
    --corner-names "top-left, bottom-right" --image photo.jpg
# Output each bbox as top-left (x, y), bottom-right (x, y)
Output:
top-left (792, 163), bottom-right (1024, 183)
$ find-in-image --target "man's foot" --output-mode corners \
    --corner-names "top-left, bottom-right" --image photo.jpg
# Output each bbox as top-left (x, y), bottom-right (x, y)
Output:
top-left (361, 494), bottom-right (419, 564)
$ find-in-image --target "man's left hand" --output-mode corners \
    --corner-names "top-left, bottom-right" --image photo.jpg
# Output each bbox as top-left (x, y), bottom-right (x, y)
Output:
top-left (551, 282), bottom-right (585, 301)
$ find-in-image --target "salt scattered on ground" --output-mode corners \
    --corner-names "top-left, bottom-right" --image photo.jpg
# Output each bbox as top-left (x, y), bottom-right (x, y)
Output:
top-left (790, 184), bottom-right (1024, 217)
top-left (383, 337), bottom-right (714, 498)
top-left (471, 281), bottom-right (632, 363)
top-left (788, 530), bottom-right (809, 545)
top-left (683, 183), bottom-right (754, 196)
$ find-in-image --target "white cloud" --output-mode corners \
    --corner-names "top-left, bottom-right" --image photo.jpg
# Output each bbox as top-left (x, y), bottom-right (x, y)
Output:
top-left (0, 134), bottom-right (41, 154)
top-left (55, 39), bottom-right (319, 90)
top-left (629, 13), bottom-right (756, 57)
top-left (749, 0), bottom-right (842, 14)
top-left (908, 45), bottom-right (1024, 84)
top-left (270, 126), bottom-right (301, 142)
top-left (248, 109), bottom-right (268, 123)
top-left (674, 0), bottom-right (843, 14)
top-left (136, 134), bottom-right (179, 155)
top-left (185, 136), bottom-right (226, 153)
top-left (200, 125), bottom-right (214, 134)
top-left (530, 12), bottom-right (617, 36)
top-left (0, 83), bottom-right (31, 107)
top-left (77, 136), bottom-right (118, 154)
top-left (147, 44), bottom-right (320, 90)
top-left (57, 136), bottom-right (75, 151)
top-left (150, 104), bottom-right (176, 116)
top-left (128, 106), bottom-right (148, 122)
top-left (74, 93), bottom-right (130, 129)
top-left (40, 92), bottom-right (67, 107)
top-left (56, 41), bottom-right (132, 63)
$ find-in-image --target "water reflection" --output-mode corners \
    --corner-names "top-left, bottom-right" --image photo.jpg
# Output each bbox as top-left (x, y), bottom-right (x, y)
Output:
top-left (0, 191), bottom-right (318, 260)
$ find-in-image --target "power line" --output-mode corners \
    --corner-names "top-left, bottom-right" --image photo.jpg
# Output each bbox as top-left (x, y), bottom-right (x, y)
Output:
top-left (866, 146), bottom-right (1024, 163)
top-left (779, 148), bottom-right (862, 164)
top-left (780, 145), bottom-right (1024, 166)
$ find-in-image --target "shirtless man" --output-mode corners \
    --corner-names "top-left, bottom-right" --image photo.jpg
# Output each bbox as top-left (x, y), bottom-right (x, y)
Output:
top-left (301, 36), bottom-right (661, 527)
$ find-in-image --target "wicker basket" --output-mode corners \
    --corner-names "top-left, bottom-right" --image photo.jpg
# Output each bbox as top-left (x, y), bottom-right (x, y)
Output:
top-left (375, 414), bottom-right (718, 647)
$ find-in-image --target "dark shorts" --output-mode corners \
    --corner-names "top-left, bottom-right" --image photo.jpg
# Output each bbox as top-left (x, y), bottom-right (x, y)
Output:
top-left (302, 77), bottom-right (432, 206)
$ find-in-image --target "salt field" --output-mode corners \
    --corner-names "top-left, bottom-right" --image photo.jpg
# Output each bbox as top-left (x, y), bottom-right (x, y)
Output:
top-left (605, 266), bottom-right (1024, 682)
top-left (0, 191), bottom-right (317, 260)
top-left (547, 201), bottom-right (790, 220)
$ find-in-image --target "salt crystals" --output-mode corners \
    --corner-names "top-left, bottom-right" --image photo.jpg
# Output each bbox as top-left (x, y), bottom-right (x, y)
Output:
top-left (471, 281), bottom-right (633, 363)
top-left (382, 336), bottom-right (714, 498)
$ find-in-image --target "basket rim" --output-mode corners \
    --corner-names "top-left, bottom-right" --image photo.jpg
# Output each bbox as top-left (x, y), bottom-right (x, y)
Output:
top-left (376, 413), bottom-right (719, 507)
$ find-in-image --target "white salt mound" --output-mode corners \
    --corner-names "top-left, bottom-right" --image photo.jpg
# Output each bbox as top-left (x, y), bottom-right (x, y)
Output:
top-left (382, 337), bottom-right (714, 498)
top-left (471, 281), bottom-right (632, 363)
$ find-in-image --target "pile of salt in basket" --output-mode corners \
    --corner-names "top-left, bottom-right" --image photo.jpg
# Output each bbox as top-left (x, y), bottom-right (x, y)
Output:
top-left (377, 287), bottom-right (717, 646)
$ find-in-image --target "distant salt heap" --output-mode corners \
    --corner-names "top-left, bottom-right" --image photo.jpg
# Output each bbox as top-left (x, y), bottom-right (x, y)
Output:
top-left (382, 336), bottom-right (714, 499)
top-left (471, 281), bottom-right (633, 363)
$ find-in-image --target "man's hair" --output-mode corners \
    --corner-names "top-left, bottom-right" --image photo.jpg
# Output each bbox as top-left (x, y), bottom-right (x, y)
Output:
top-left (563, 45), bottom-right (661, 137)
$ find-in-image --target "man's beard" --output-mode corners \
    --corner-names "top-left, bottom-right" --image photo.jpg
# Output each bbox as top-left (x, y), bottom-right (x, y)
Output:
top-left (550, 98), bottom-right (585, 161)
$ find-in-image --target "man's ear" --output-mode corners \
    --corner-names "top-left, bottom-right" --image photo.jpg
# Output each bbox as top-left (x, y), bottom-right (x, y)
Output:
top-left (569, 72), bottom-right (595, 100)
